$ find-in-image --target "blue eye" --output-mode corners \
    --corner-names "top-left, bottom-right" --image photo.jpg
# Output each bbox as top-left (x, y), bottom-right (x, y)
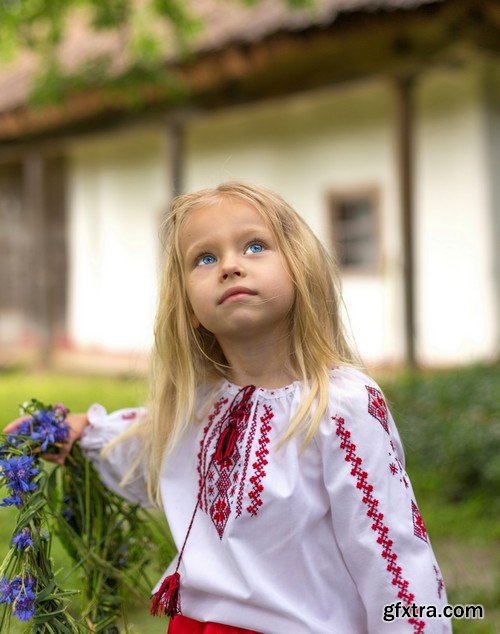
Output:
top-left (247, 242), bottom-right (264, 254)
top-left (195, 240), bottom-right (265, 266)
top-left (198, 254), bottom-right (216, 266)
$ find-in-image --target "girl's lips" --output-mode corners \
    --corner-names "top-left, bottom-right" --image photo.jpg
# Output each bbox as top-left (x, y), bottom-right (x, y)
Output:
top-left (218, 287), bottom-right (257, 304)
top-left (221, 292), bottom-right (254, 304)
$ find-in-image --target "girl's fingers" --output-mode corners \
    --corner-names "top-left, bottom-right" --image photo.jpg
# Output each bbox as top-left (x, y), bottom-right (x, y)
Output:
top-left (42, 453), bottom-right (66, 466)
top-left (3, 412), bottom-right (86, 466)
top-left (2, 417), bottom-right (30, 433)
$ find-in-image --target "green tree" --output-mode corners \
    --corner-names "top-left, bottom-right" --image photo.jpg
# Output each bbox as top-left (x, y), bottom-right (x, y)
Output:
top-left (0, 0), bottom-right (314, 106)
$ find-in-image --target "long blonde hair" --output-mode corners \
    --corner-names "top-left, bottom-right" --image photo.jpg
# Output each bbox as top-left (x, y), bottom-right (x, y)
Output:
top-left (107, 181), bottom-right (362, 505)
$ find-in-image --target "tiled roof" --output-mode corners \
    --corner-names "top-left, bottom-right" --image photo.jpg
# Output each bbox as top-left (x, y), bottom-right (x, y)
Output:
top-left (0, 0), bottom-right (440, 113)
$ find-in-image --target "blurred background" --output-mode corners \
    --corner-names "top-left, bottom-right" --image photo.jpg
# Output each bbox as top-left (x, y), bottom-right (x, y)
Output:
top-left (0, 0), bottom-right (498, 631)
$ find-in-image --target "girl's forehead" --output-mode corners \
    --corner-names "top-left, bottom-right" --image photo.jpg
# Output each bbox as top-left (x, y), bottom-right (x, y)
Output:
top-left (178, 199), bottom-right (271, 244)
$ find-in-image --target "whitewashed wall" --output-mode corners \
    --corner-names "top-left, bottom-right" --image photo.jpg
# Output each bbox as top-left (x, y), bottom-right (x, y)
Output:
top-left (185, 80), bottom-right (403, 366)
top-left (415, 63), bottom-right (498, 365)
top-left (67, 128), bottom-right (166, 353)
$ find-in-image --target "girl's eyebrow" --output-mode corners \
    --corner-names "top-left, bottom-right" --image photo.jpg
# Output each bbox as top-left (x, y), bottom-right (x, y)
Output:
top-left (184, 227), bottom-right (271, 260)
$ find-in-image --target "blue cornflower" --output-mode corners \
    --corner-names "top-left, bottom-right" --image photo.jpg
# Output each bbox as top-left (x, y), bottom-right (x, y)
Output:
top-left (0, 455), bottom-right (39, 493)
top-left (11, 576), bottom-right (36, 622)
top-left (29, 410), bottom-right (69, 450)
top-left (0, 576), bottom-right (15, 605)
top-left (12, 527), bottom-right (33, 551)
top-left (5, 419), bottom-right (33, 448)
top-left (13, 591), bottom-right (36, 621)
top-left (0, 492), bottom-right (23, 508)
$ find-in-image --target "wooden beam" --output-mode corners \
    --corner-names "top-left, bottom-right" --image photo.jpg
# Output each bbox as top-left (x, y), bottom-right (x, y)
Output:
top-left (394, 76), bottom-right (417, 369)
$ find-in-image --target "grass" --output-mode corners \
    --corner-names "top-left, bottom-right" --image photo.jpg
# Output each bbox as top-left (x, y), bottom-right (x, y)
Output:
top-left (0, 362), bottom-right (498, 632)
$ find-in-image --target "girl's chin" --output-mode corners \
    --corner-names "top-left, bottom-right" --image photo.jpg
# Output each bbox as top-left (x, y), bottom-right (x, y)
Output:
top-left (213, 321), bottom-right (278, 340)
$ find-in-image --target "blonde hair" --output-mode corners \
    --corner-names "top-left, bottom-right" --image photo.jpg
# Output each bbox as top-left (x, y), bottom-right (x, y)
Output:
top-left (106, 180), bottom-right (363, 505)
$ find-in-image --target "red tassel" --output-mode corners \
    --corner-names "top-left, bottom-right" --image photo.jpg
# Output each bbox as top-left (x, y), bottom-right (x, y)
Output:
top-left (150, 572), bottom-right (181, 617)
top-left (214, 424), bottom-right (238, 463)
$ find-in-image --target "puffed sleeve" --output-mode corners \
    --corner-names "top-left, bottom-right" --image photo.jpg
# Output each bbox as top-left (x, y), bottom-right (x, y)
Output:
top-left (316, 367), bottom-right (451, 633)
top-left (78, 403), bottom-right (153, 507)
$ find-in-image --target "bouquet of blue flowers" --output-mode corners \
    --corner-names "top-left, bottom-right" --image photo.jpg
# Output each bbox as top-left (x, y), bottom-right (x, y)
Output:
top-left (0, 399), bottom-right (175, 633)
top-left (0, 400), bottom-right (79, 631)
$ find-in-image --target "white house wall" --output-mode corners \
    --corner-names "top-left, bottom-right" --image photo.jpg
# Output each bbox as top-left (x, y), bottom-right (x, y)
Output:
top-left (185, 81), bottom-right (403, 366)
top-left (67, 129), bottom-right (165, 353)
top-left (415, 63), bottom-right (497, 365)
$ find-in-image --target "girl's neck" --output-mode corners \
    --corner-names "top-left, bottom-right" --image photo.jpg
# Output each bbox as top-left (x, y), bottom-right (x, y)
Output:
top-left (218, 331), bottom-right (297, 390)
top-left (226, 369), bottom-right (298, 390)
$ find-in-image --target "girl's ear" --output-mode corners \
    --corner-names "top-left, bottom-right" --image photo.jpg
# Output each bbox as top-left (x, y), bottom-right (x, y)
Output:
top-left (190, 313), bottom-right (200, 329)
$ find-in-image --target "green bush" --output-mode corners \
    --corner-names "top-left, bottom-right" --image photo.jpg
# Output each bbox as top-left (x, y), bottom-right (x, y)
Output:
top-left (381, 362), bottom-right (500, 514)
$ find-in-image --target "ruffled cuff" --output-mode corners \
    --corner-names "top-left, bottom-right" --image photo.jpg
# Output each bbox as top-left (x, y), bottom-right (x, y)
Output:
top-left (79, 403), bottom-right (146, 451)
top-left (78, 403), bottom-right (151, 507)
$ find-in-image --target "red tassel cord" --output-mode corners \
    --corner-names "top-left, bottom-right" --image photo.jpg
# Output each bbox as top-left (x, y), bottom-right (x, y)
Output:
top-left (214, 423), bottom-right (238, 465)
top-left (150, 385), bottom-right (256, 618)
top-left (150, 572), bottom-right (181, 617)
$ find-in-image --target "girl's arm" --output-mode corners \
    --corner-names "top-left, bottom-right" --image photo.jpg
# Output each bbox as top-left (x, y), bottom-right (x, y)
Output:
top-left (3, 405), bottom-right (151, 507)
top-left (78, 403), bottom-right (152, 507)
top-left (317, 367), bottom-right (451, 633)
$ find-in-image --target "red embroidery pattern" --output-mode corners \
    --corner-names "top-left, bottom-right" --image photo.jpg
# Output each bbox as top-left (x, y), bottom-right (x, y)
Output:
top-left (247, 404), bottom-right (273, 516)
top-left (198, 397), bottom-right (271, 537)
top-left (121, 411), bottom-right (137, 420)
top-left (236, 408), bottom-right (258, 518)
top-left (198, 396), bottom-right (228, 511)
top-left (433, 565), bottom-right (445, 599)
top-left (334, 415), bottom-right (425, 633)
top-left (411, 500), bottom-right (428, 543)
top-left (366, 385), bottom-right (389, 433)
top-left (388, 440), bottom-right (408, 488)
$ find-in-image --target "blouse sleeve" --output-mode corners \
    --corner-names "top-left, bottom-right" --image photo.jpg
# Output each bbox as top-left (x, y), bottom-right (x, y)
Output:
top-left (316, 367), bottom-right (451, 633)
top-left (78, 403), bottom-right (153, 508)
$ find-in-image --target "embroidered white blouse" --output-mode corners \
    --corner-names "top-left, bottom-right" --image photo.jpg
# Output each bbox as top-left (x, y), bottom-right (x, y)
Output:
top-left (79, 366), bottom-right (451, 633)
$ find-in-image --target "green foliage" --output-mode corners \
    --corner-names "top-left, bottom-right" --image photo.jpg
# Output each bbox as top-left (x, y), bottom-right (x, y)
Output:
top-left (0, 0), bottom-right (319, 107)
top-left (88, 0), bottom-right (131, 31)
top-left (28, 55), bottom-right (188, 109)
top-left (380, 362), bottom-right (500, 514)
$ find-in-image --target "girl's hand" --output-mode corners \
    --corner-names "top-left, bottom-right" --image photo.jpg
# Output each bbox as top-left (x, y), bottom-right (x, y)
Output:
top-left (2, 412), bottom-right (89, 465)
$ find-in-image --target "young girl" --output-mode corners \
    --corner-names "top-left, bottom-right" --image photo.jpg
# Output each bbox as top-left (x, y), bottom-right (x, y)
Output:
top-left (6, 182), bottom-right (450, 633)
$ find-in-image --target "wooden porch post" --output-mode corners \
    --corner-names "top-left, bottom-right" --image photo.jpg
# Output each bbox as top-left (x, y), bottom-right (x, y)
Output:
top-left (395, 76), bottom-right (417, 369)
top-left (23, 149), bottom-right (52, 368)
top-left (168, 118), bottom-right (185, 198)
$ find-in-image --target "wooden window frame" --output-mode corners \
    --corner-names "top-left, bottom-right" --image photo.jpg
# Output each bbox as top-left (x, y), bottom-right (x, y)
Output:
top-left (327, 185), bottom-right (382, 276)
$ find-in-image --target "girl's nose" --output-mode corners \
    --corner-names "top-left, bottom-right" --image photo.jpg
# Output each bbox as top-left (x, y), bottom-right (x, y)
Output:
top-left (220, 258), bottom-right (244, 280)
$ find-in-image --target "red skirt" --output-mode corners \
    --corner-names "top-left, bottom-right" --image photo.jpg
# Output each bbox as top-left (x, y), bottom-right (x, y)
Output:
top-left (168, 614), bottom-right (262, 634)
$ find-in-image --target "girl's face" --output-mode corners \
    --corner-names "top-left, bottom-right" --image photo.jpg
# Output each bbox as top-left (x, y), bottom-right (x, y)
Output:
top-left (179, 197), bottom-right (295, 341)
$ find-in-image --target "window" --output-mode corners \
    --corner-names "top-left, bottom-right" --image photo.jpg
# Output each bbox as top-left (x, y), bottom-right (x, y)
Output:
top-left (328, 188), bottom-right (380, 273)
